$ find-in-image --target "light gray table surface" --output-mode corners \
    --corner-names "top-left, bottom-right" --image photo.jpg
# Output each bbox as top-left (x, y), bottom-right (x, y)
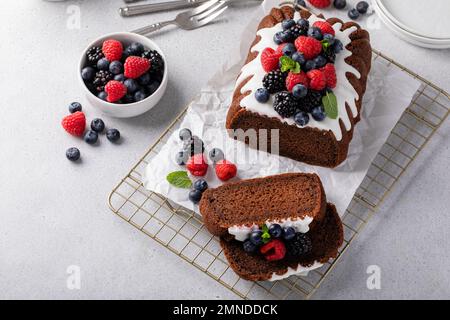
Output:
top-left (0, 0), bottom-right (449, 300)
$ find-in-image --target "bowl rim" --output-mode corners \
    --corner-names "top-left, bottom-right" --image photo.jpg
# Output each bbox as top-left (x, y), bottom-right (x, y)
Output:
top-left (78, 31), bottom-right (168, 108)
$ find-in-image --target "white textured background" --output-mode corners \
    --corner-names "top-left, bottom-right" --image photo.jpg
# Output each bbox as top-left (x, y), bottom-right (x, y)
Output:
top-left (0, 0), bottom-right (448, 299)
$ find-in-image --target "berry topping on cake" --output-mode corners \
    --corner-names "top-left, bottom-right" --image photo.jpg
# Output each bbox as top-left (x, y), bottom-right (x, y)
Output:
top-left (62, 111), bottom-right (86, 137)
top-left (243, 240), bottom-right (257, 253)
top-left (273, 91), bottom-right (297, 118)
top-left (286, 71), bottom-right (309, 92)
top-left (268, 224), bottom-right (283, 238)
top-left (105, 80), bottom-right (127, 103)
top-left (186, 154), bottom-right (208, 177)
top-left (311, 105), bottom-right (327, 121)
top-left (261, 48), bottom-right (282, 72)
top-left (309, 0), bottom-right (331, 9)
top-left (102, 39), bottom-right (123, 62)
top-left (298, 90), bottom-right (323, 112)
top-left (286, 233), bottom-right (312, 257)
top-left (294, 111), bottom-right (310, 126)
top-left (255, 88), bottom-right (270, 103)
top-left (313, 21), bottom-right (335, 36)
top-left (260, 239), bottom-right (286, 261)
top-left (215, 160), bottom-right (237, 181)
top-left (283, 227), bottom-right (297, 241)
top-left (292, 84), bottom-right (308, 99)
top-left (321, 63), bottom-right (337, 88)
top-left (124, 56), bottom-right (151, 79)
top-left (249, 230), bottom-right (264, 246)
top-left (307, 69), bottom-right (327, 91)
top-left (295, 36), bottom-right (322, 60)
top-left (263, 69), bottom-right (287, 94)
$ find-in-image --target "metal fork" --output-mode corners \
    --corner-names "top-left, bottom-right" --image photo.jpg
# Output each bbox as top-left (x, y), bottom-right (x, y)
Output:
top-left (133, 0), bottom-right (228, 35)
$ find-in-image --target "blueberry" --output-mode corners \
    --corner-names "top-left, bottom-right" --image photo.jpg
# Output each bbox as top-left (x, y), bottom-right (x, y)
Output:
top-left (333, 0), bottom-right (347, 9)
top-left (283, 227), bottom-right (296, 241)
top-left (175, 151), bottom-right (189, 165)
top-left (249, 231), bottom-right (263, 246)
top-left (280, 30), bottom-right (293, 43)
top-left (109, 61), bottom-right (123, 75)
top-left (84, 130), bottom-right (98, 144)
top-left (194, 179), bottom-right (208, 192)
top-left (97, 91), bottom-right (107, 101)
top-left (307, 27), bottom-right (323, 40)
top-left (314, 55), bottom-right (327, 68)
top-left (356, 1), bottom-right (369, 14)
top-left (348, 8), bottom-right (360, 20)
top-left (106, 128), bottom-right (120, 142)
top-left (273, 32), bottom-right (284, 45)
top-left (333, 39), bottom-right (344, 53)
top-left (69, 102), bottom-right (82, 113)
top-left (179, 128), bottom-right (192, 141)
top-left (311, 106), bottom-right (326, 121)
top-left (323, 33), bottom-right (335, 45)
top-left (243, 240), bottom-right (257, 253)
top-left (209, 148), bottom-right (224, 163)
top-left (138, 73), bottom-right (151, 86)
top-left (122, 94), bottom-right (135, 104)
top-left (91, 118), bottom-right (105, 133)
top-left (97, 58), bottom-right (110, 71)
top-left (255, 88), bottom-right (270, 103)
top-left (134, 90), bottom-right (148, 101)
top-left (297, 18), bottom-right (309, 30)
top-left (129, 42), bottom-right (145, 56)
top-left (184, 135), bottom-right (204, 155)
top-left (188, 189), bottom-right (203, 204)
top-left (122, 46), bottom-right (134, 60)
top-left (282, 43), bottom-right (296, 57)
top-left (304, 60), bottom-right (317, 72)
top-left (148, 81), bottom-right (161, 94)
top-left (269, 224), bottom-right (283, 238)
top-left (292, 52), bottom-right (306, 65)
top-left (295, 0), bottom-right (306, 7)
top-left (294, 111), bottom-right (310, 126)
top-left (81, 67), bottom-right (95, 81)
top-left (282, 19), bottom-right (296, 30)
top-left (124, 79), bottom-right (139, 93)
top-left (66, 147), bottom-right (80, 161)
top-left (292, 84), bottom-right (308, 99)
top-left (114, 74), bottom-right (125, 82)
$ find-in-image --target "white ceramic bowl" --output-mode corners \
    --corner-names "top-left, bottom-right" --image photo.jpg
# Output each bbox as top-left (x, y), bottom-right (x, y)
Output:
top-left (78, 32), bottom-right (168, 118)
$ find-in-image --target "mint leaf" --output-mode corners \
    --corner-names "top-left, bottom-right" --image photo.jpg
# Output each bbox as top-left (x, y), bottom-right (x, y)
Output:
top-left (261, 224), bottom-right (271, 244)
top-left (322, 92), bottom-right (338, 119)
top-left (280, 56), bottom-right (301, 74)
top-left (166, 171), bottom-right (192, 189)
top-left (321, 40), bottom-right (331, 52)
top-left (292, 62), bottom-right (301, 74)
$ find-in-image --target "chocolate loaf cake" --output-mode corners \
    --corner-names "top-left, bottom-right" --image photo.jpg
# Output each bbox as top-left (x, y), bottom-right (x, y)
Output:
top-left (226, 6), bottom-right (372, 167)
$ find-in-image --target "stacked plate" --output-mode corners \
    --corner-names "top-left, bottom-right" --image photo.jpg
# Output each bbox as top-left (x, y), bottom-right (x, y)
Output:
top-left (373, 0), bottom-right (450, 49)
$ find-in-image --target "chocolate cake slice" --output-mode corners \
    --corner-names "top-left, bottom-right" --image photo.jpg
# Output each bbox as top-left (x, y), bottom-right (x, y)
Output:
top-left (226, 6), bottom-right (372, 167)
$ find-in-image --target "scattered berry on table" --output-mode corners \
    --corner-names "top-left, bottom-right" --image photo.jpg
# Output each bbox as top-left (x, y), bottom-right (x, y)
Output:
top-left (97, 58), bottom-right (110, 71)
top-left (175, 151), bottom-right (189, 165)
top-left (260, 239), bottom-right (286, 261)
top-left (333, 0), bottom-right (347, 9)
top-left (109, 61), bottom-right (123, 75)
top-left (292, 84), bottom-right (308, 99)
top-left (114, 74), bottom-right (125, 82)
top-left (268, 224), bottom-right (283, 238)
top-left (124, 79), bottom-right (139, 94)
top-left (81, 67), bottom-right (96, 82)
top-left (286, 233), bottom-right (312, 256)
top-left (183, 135), bottom-right (205, 156)
top-left (129, 42), bottom-right (145, 56)
top-left (282, 19), bottom-right (296, 31)
top-left (348, 8), bottom-right (360, 20)
top-left (307, 27), bottom-right (323, 41)
top-left (84, 130), bottom-right (98, 145)
top-left (138, 73), bottom-right (151, 86)
top-left (142, 50), bottom-right (165, 74)
top-left (292, 52), bottom-right (306, 65)
top-left (215, 159), bottom-right (237, 181)
top-left (106, 128), bottom-right (121, 142)
top-left (62, 111), bottom-right (86, 137)
top-left (356, 1), bottom-right (369, 14)
top-left (255, 88), bottom-right (270, 103)
top-left (90, 118), bottom-right (105, 133)
top-left (311, 105), bottom-right (327, 121)
top-left (263, 69), bottom-right (287, 94)
top-left (124, 56), bottom-right (151, 79)
top-left (97, 91), bottom-right (107, 101)
top-left (243, 240), bottom-right (257, 253)
top-left (188, 189), bottom-right (203, 204)
top-left (286, 71), bottom-right (309, 92)
top-left (86, 46), bottom-right (104, 65)
top-left (307, 69), bottom-right (327, 91)
top-left (249, 230), bottom-right (263, 246)
top-left (294, 111), bottom-right (310, 126)
top-left (66, 147), bottom-right (81, 162)
top-left (179, 128), bottom-right (192, 141)
top-left (283, 227), bottom-right (297, 241)
top-left (134, 89), bottom-right (148, 102)
top-left (261, 48), bottom-right (282, 73)
top-left (209, 148), bottom-right (225, 163)
top-left (309, 0), bottom-right (331, 9)
top-left (186, 154), bottom-right (208, 177)
top-left (282, 43), bottom-right (297, 57)
top-left (69, 102), bottom-right (82, 114)
top-left (273, 91), bottom-right (297, 118)
top-left (93, 70), bottom-right (113, 92)
top-left (102, 39), bottom-right (123, 62)
top-left (193, 179), bottom-right (208, 192)
top-left (105, 80), bottom-right (127, 103)
top-left (313, 21), bottom-right (335, 37)
top-left (295, 36), bottom-right (322, 60)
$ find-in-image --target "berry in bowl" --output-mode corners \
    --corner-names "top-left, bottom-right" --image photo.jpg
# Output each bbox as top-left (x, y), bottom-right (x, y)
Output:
top-left (79, 32), bottom-right (168, 118)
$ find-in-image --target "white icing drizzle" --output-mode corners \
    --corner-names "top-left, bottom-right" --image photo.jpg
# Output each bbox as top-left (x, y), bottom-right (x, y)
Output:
top-left (227, 216), bottom-right (314, 242)
top-left (235, 11), bottom-right (361, 141)
top-left (269, 261), bottom-right (323, 281)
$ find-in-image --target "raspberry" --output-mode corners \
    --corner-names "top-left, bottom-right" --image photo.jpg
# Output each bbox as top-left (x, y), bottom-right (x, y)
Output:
top-left (261, 48), bottom-right (282, 73)
top-left (295, 36), bottom-right (322, 60)
top-left (321, 63), bottom-right (337, 88)
top-left (61, 111), bottom-right (86, 137)
top-left (307, 69), bottom-right (327, 91)
top-left (215, 160), bottom-right (237, 181)
top-left (105, 80), bottom-right (127, 103)
top-left (313, 21), bottom-right (335, 36)
top-left (285, 71), bottom-right (309, 92)
top-left (124, 56), bottom-right (151, 79)
top-left (186, 154), bottom-right (208, 177)
top-left (102, 39), bottom-right (123, 62)
top-left (260, 239), bottom-right (286, 261)
top-left (309, 0), bottom-right (331, 9)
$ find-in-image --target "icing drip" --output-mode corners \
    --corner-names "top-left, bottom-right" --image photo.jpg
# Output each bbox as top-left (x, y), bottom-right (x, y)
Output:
top-left (235, 12), bottom-right (361, 141)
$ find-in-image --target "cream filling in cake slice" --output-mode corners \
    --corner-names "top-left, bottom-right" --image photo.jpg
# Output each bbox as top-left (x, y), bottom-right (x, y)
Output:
top-left (235, 11), bottom-right (361, 141)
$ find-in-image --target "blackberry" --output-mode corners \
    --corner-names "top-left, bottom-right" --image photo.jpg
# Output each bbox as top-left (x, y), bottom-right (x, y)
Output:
top-left (142, 50), bottom-right (164, 74)
top-left (93, 70), bottom-right (113, 92)
top-left (273, 91), bottom-right (297, 118)
top-left (289, 24), bottom-right (307, 38)
top-left (86, 46), bottom-right (104, 65)
top-left (323, 49), bottom-right (336, 63)
top-left (263, 69), bottom-right (287, 94)
top-left (296, 90), bottom-right (323, 113)
top-left (286, 233), bottom-right (312, 257)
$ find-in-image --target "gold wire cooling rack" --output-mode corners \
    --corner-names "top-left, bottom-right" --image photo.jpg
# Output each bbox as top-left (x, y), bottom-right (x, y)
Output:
top-left (108, 49), bottom-right (449, 300)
